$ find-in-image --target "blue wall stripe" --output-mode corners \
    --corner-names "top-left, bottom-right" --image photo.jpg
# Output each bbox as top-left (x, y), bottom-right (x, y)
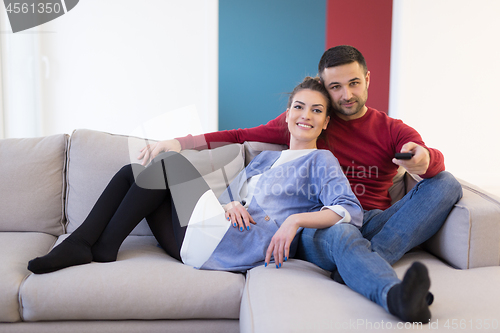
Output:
top-left (219, 0), bottom-right (326, 131)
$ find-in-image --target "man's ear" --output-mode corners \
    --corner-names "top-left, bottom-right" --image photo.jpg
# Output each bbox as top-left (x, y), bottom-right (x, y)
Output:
top-left (365, 71), bottom-right (371, 89)
top-left (323, 116), bottom-right (330, 130)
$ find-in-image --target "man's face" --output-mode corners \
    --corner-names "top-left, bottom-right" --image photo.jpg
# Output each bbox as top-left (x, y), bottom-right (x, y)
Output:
top-left (321, 62), bottom-right (370, 121)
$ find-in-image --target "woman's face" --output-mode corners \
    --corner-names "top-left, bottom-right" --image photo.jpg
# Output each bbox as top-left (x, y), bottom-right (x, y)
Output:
top-left (286, 89), bottom-right (330, 150)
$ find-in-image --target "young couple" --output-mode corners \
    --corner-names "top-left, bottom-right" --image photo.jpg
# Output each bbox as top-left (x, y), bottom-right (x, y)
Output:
top-left (28, 46), bottom-right (463, 324)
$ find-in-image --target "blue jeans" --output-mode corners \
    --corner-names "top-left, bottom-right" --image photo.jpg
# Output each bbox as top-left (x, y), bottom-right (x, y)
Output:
top-left (295, 171), bottom-right (463, 310)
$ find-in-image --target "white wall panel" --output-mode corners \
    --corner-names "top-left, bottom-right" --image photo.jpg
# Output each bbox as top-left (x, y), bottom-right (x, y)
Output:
top-left (0, 9), bottom-right (43, 138)
top-left (1, 0), bottom-right (218, 140)
top-left (389, 0), bottom-right (500, 196)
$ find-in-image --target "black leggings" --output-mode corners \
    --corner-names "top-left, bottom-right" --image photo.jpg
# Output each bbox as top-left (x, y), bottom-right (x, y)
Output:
top-left (27, 151), bottom-right (210, 274)
top-left (88, 151), bottom-right (210, 261)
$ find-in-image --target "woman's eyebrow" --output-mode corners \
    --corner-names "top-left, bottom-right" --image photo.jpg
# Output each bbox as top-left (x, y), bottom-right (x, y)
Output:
top-left (294, 101), bottom-right (324, 107)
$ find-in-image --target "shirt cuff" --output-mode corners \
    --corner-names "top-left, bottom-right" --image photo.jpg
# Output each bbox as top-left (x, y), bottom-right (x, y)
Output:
top-left (321, 205), bottom-right (352, 224)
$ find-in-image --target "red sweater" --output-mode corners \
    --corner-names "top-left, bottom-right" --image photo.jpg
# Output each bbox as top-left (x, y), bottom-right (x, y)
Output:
top-left (177, 107), bottom-right (445, 211)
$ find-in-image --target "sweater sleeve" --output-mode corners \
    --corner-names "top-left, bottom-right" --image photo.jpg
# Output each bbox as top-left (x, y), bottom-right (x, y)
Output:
top-left (392, 119), bottom-right (445, 179)
top-left (317, 152), bottom-right (364, 228)
top-left (175, 112), bottom-right (290, 150)
top-left (421, 148), bottom-right (445, 178)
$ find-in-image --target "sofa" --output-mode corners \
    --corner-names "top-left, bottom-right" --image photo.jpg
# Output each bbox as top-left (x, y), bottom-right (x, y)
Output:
top-left (1, 128), bottom-right (499, 333)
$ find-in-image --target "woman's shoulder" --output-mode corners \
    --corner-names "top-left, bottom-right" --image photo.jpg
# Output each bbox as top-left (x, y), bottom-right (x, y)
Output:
top-left (310, 149), bottom-right (336, 160)
top-left (307, 149), bottom-right (341, 168)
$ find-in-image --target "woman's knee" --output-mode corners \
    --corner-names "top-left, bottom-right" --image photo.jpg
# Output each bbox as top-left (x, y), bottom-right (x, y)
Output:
top-left (134, 161), bottom-right (167, 190)
top-left (115, 163), bottom-right (143, 182)
top-left (160, 152), bottom-right (206, 188)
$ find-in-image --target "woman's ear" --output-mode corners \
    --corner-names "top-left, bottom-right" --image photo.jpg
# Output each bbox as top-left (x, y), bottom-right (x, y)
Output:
top-left (323, 116), bottom-right (330, 130)
top-left (285, 108), bottom-right (290, 123)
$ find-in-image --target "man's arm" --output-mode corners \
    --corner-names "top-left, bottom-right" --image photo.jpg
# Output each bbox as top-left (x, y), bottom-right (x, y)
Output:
top-left (391, 121), bottom-right (445, 178)
top-left (138, 112), bottom-right (290, 166)
top-left (392, 142), bottom-right (444, 178)
top-left (176, 112), bottom-right (290, 150)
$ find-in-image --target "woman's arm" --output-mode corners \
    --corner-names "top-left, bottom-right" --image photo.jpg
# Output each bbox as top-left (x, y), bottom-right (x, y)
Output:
top-left (264, 209), bottom-right (342, 268)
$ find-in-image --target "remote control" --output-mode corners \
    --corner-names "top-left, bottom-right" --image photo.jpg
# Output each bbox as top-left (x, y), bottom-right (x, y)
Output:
top-left (394, 152), bottom-right (414, 160)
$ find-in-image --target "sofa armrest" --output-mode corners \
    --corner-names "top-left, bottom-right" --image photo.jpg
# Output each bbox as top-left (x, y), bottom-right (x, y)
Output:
top-left (419, 177), bottom-right (500, 269)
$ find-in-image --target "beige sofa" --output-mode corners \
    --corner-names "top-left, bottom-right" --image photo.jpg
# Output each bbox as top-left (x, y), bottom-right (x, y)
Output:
top-left (1, 129), bottom-right (499, 333)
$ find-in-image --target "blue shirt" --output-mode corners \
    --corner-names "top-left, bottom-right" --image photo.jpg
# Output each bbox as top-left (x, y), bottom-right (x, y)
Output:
top-left (200, 149), bottom-right (363, 272)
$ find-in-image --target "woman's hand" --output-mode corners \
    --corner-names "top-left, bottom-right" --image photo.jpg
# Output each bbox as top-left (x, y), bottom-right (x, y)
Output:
top-left (137, 139), bottom-right (182, 166)
top-left (224, 201), bottom-right (256, 232)
top-left (265, 216), bottom-right (300, 268)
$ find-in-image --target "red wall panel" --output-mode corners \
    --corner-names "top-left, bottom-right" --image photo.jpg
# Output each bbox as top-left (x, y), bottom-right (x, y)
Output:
top-left (326, 0), bottom-right (392, 113)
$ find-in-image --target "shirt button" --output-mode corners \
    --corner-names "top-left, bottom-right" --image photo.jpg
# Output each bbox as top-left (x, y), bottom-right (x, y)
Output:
top-left (264, 216), bottom-right (270, 221)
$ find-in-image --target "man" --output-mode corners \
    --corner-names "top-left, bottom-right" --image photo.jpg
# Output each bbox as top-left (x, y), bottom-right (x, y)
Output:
top-left (139, 46), bottom-right (462, 322)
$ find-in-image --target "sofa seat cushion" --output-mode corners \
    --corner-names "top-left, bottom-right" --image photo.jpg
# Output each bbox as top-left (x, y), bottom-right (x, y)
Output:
top-left (240, 251), bottom-right (500, 333)
top-left (0, 232), bottom-right (57, 322)
top-left (20, 235), bottom-right (245, 321)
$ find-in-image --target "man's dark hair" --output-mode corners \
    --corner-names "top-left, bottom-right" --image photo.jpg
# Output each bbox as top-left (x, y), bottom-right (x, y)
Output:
top-left (318, 45), bottom-right (368, 80)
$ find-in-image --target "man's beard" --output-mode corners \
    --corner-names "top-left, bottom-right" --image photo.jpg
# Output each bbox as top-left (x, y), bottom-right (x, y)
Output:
top-left (333, 91), bottom-right (368, 118)
top-left (333, 98), bottom-right (364, 117)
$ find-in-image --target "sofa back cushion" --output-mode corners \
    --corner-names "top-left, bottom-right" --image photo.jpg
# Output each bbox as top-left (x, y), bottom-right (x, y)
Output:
top-left (0, 134), bottom-right (68, 235)
top-left (65, 129), bottom-right (245, 235)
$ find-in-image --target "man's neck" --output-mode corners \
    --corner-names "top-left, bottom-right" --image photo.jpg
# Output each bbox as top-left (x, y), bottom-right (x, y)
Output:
top-left (335, 105), bottom-right (368, 121)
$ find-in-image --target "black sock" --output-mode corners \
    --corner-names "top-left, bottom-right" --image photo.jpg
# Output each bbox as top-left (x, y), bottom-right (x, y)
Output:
top-left (387, 261), bottom-right (431, 323)
top-left (331, 268), bottom-right (434, 306)
top-left (27, 165), bottom-right (141, 274)
top-left (27, 236), bottom-right (93, 274)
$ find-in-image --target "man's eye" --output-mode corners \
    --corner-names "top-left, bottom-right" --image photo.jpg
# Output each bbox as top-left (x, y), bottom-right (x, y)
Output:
top-left (350, 82), bottom-right (359, 86)
top-left (331, 85), bottom-right (340, 90)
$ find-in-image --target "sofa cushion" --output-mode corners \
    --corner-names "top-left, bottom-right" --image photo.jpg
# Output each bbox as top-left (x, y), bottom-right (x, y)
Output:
top-left (65, 129), bottom-right (245, 235)
top-left (0, 134), bottom-right (68, 235)
top-left (243, 141), bottom-right (288, 166)
top-left (240, 251), bottom-right (500, 333)
top-left (0, 320), bottom-right (239, 333)
top-left (422, 178), bottom-right (500, 269)
top-left (20, 235), bottom-right (245, 321)
top-left (0, 232), bottom-right (57, 322)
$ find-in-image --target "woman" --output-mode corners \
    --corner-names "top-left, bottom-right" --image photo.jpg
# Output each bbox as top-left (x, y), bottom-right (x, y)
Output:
top-left (28, 76), bottom-right (363, 274)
